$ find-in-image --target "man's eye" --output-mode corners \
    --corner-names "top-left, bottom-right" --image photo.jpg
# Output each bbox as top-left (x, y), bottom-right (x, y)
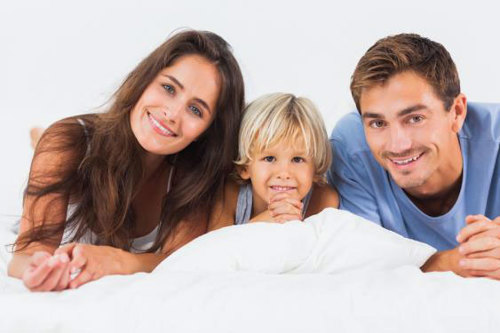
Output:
top-left (292, 157), bottom-right (304, 163)
top-left (369, 120), bottom-right (386, 129)
top-left (189, 105), bottom-right (202, 117)
top-left (409, 115), bottom-right (424, 124)
top-left (263, 156), bottom-right (275, 162)
top-left (163, 84), bottom-right (175, 94)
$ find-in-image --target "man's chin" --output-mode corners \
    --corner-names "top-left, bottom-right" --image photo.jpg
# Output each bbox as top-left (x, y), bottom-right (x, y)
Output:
top-left (389, 172), bottom-right (427, 190)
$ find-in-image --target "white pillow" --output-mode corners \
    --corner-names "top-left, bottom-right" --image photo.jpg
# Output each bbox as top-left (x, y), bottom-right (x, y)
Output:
top-left (155, 208), bottom-right (436, 275)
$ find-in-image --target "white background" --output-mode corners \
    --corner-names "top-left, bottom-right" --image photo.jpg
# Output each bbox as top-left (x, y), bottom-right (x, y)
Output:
top-left (1, 0), bottom-right (499, 217)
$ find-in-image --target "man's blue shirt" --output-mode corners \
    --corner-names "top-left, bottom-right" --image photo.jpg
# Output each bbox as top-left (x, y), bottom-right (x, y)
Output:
top-left (328, 102), bottom-right (500, 250)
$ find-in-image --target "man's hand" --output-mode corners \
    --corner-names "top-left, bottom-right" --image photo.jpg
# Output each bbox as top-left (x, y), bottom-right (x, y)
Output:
top-left (455, 215), bottom-right (500, 279)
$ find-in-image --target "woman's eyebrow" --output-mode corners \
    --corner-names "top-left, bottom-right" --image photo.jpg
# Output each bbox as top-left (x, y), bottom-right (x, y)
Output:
top-left (163, 74), bottom-right (184, 89)
top-left (163, 74), bottom-right (212, 114)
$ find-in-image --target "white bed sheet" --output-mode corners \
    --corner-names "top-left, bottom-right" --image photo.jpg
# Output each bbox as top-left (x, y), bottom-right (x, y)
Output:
top-left (1, 208), bottom-right (499, 333)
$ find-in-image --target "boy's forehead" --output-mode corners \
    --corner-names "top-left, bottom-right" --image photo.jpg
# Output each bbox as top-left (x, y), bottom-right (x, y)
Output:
top-left (254, 138), bottom-right (309, 155)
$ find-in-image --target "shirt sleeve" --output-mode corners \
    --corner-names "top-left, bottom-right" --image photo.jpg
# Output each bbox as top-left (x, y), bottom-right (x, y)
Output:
top-left (327, 137), bottom-right (382, 225)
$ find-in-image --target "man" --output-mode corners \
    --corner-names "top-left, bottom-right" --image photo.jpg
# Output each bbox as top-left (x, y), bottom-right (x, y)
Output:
top-left (328, 33), bottom-right (500, 279)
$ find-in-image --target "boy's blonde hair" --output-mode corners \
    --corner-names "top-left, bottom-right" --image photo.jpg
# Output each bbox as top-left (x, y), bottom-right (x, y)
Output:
top-left (235, 93), bottom-right (332, 182)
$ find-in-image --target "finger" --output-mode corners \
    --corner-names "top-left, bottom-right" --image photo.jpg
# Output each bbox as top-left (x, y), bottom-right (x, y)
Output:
top-left (23, 257), bottom-right (56, 289)
top-left (459, 257), bottom-right (500, 271)
top-left (269, 197), bottom-right (303, 211)
top-left (55, 243), bottom-right (78, 257)
top-left (30, 251), bottom-right (52, 267)
top-left (465, 214), bottom-right (489, 225)
top-left (270, 205), bottom-right (302, 218)
top-left (273, 213), bottom-right (303, 223)
top-left (69, 245), bottom-right (88, 273)
top-left (55, 261), bottom-right (72, 291)
top-left (459, 237), bottom-right (500, 255)
top-left (32, 257), bottom-right (68, 292)
top-left (69, 269), bottom-right (94, 289)
top-left (457, 220), bottom-right (497, 243)
top-left (468, 227), bottom-right (500, 242)
top-left (466, 247), bottom-right (500, 259)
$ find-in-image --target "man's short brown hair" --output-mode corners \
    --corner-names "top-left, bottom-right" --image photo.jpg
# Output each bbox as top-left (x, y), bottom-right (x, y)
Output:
top-left (351, 33), bottom-right (460, 112)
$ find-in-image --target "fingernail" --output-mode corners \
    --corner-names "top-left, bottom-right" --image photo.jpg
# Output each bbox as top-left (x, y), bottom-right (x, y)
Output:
top-left (459, 260), bottom-right (466, 267)
top-left (60, 254), bottom-right (69, 263)
top-left (458, 246), bottom-right (464, 253)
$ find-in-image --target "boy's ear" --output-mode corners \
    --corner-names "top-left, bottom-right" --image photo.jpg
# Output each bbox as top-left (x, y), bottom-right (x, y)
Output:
top-left (237, 165), bottom-right (251, 180)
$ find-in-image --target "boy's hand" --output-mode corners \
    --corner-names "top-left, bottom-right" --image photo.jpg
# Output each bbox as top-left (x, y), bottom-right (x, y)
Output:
top-left (268, 192), bottom-right (303, 223)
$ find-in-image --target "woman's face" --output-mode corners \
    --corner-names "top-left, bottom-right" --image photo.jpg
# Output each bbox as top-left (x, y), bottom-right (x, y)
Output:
top-left (130, 54), bottom-right (220, 156)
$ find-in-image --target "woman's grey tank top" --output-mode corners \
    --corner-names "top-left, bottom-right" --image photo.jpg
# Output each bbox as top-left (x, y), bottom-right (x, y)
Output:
top-left (234, 183), bottom-right (312, 225)
top-left (63, 118), bottom-right (175, 253)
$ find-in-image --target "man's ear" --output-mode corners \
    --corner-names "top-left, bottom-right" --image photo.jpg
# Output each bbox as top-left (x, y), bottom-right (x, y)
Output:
top-left (237, 165), bottom-right (251, 180)
top-left (450, 93), bottom-right (467, 133)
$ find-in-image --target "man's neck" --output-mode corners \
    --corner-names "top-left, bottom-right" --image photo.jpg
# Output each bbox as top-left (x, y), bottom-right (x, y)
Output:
top-left (405, 172), bottom-right (463, 217)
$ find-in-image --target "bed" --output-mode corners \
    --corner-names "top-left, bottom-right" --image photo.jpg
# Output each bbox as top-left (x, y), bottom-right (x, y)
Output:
top-left (1, 208), bottom-right (499, 332)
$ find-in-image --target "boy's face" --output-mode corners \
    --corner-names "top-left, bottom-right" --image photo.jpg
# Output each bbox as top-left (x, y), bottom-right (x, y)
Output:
top-left (239, 140), bottom-right (315, 213)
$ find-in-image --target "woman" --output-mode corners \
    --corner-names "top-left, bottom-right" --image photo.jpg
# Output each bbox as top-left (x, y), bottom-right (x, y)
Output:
top-left (8, 30), bottom-right (245, 291)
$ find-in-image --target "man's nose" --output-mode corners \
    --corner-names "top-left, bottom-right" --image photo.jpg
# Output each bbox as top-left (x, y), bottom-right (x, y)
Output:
top-left (387, 125), bottom-right (412, 154)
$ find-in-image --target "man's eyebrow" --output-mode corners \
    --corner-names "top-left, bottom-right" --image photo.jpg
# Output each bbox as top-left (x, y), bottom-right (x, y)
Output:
top-left (397, 104), bottom-right (427, 117)
top-left (361, 104), bottom-right (428, 119)
top-left (361, 112), bottom-right (383, 119)
top-left (163, 74), bottom-right (184, 90)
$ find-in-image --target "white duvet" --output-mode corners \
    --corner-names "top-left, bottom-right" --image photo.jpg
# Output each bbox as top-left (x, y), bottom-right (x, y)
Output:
top-left (1, 208), bottom-right (499, 333)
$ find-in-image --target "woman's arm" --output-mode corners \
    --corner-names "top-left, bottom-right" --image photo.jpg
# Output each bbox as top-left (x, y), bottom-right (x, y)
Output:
top-left (8, 121), bottom-right (79, 290)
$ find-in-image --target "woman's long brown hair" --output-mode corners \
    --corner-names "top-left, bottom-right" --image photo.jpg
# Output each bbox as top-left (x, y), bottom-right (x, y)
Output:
top-left (16, 30), bottom-right (245, 252)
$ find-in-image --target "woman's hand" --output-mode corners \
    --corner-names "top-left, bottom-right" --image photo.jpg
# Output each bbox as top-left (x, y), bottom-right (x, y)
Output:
top-left (54, 243), bottom-right (128, 289)
top-left (22, 251), bottom-right (71, 292)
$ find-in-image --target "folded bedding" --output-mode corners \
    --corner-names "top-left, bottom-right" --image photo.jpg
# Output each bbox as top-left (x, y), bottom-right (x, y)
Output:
top-left (0, 208), bottom-right (499, 333)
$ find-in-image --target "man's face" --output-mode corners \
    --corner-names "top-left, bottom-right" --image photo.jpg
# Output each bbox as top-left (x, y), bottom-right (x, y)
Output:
top-left (359, 71), bottom-right (466, 196)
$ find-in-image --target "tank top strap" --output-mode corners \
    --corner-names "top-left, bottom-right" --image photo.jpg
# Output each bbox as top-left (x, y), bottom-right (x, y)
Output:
top-left (301, 188), bottom-right (313, 216)
top-left (234, 183), bottom-right (253, 225)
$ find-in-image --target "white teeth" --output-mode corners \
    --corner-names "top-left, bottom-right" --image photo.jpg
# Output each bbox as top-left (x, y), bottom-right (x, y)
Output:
top-left (271, 186), bottom-right (294, 191)
top-left (149, 114), bottom-right (174, 136)
top-left (392, 154), bottom-right (421, 165)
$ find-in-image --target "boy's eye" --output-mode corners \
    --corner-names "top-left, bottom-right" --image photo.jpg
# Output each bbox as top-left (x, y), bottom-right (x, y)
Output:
top-left (163, 84), bottom-right (175, 94)
top-left (189, 105), bottom-right (202, 118)
top-left (263, 156), bottom-right (275, 162)
top-left (292, 157), bottom-right (305, 163)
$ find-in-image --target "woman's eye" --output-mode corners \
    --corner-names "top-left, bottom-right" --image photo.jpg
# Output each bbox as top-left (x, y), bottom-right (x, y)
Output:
top-left (369, 120), bottom-right (386, 129)
top-left (263, 156), bottom-right (275, 162)
top-left (163, 84), bottom-right (175, 94)
top-left (189, 105), bottom-right (202, 118)
top-left (292, 157), bottom-right (304, 163)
